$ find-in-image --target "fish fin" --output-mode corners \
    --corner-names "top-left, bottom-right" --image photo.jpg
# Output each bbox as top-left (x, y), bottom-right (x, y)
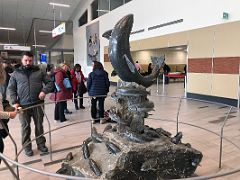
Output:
top-left (123, 54), bottom-right (135, 73)
top-left (102, 29), bottom-right (112, 39)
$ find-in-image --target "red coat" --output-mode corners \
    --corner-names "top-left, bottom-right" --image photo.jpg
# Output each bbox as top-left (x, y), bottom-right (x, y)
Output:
top-left (70, 69), bottom-right (86, 92)
top-left (54, 69), bottom-right (72, 101)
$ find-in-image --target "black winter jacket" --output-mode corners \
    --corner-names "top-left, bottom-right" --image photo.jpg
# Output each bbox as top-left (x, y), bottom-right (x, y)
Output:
top-left (8, 66), bottom-right (54, 106)
top-left (87, 69), bottom-right (110, 97)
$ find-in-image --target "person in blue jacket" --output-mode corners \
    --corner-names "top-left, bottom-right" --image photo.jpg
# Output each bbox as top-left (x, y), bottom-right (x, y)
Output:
top-left (87, 61), bottom-right (110, 124)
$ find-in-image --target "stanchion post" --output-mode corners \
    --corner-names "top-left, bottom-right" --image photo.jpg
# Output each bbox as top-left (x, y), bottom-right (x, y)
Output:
top-left (219, 106), bottom-right (233, 169)
top-left (0, 120), bottom-right (19, 178)
top-left (156, 76), bottom-right (159, 94)
top-left (176, 98), bottom-right (182, 134)
top-left (40, 106), bottom-right (53, 161)
top-left (162, 74), bottom-right (165, 95)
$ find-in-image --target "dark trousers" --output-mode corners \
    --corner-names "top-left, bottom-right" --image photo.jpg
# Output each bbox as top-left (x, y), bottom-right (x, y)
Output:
top-left (164, 74), bottom-right (169, 84)
top-left (91, 97), bottom-right (105, 120)
top-left (0, 138), bottom-right (3, 164)
top-left (55, 101), bottom-right (66, 122)
top-left (73, 92), bottom-right (83, 108)
top-left (19, 106), bottom-right (46, 149)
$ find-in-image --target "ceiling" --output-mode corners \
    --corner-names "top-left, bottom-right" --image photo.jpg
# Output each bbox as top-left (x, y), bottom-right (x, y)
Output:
top-left (0, 0), bottom-right (83, 48)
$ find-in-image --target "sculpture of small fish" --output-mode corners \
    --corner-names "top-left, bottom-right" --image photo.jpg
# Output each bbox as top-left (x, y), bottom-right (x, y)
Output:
top-left (89, 158), bottom-right (102, 176)
top-left (82, 141), bottom-right (90, 159)
top-left (105, 141), bottom-right (121, 155)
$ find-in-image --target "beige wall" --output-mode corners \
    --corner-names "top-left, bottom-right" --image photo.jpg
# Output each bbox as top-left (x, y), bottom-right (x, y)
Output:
top-left (211, 74), bottom-right (239, 99)
top-left (187, 73), bottom-right (212, 96)
top-left (104, 21), bottom-right (240, 101)
top-left (131, 49), bottom-right (187, 65)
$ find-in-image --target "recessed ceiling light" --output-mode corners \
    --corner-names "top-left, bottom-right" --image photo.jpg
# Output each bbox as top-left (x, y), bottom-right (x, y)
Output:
top-left (0, 43), bottom-right (18, 45)
top-left (49, 2), bottom-right (70, 8)
top-left (0, 27), bottom-right (16, 31)
top-left (32, 45), bottom-right (46, 47)
top-left (39, 30), bottom-right (52, 33)
top-left (96, 9), bottom-right (109, 12)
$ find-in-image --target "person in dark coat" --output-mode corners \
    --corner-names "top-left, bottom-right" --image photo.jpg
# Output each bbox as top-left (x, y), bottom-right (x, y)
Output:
top-left (163, 63), bottom-right (171, 84)
top-left (0, 61), bottom-right (13, 101)
top-left (54, 63), bottom-right (73, 123)
top-left (70, 64), bottom-right (86, 110)
top-left (147, 63), bottom-right (152, 75)
top-left (87, 61), bottom-right (110, 124)
top-left (8, 51), bottom-right (54, 156)
top-left (63, 67), bottom-right (72, 114)
top-left (0, 62), bottom-right (17, 163)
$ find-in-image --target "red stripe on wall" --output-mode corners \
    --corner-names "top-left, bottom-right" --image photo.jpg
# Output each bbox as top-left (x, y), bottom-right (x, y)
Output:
top-left (104, 54), bottom-right (109, 62)
top-left (188, 57), bottom-right (240, 74)
top-left (213, 57), bottom-right (240, 74)
top-left (188, 58), bottom-right (212, 73)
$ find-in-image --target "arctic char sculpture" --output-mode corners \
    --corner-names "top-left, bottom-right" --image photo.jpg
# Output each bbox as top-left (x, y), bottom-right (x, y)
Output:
top-left (56, 14), bottom-right (202, 180)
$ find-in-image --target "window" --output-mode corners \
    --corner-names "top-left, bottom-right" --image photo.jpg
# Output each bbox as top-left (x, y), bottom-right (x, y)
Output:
top-left (78, 10), bottom-right (88, 27)
top-left (110, 0), bottom-right (123, 11)
top-left (91, 0), bottom-right (98, 20)
top-left (91, 0), bottom-right (132, 20)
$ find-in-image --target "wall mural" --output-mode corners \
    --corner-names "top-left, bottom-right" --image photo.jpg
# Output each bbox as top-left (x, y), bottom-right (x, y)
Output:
top-left (86, 21), bottom-right (100, 66)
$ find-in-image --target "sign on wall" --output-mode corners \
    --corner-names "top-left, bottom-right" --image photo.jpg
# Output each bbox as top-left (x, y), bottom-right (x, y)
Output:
top-left (52, 22), bottom-right (66, 38)
top-left (86, 21), bottom-right (100, 66)
top-left (3, 45), bottom-right (31, 51)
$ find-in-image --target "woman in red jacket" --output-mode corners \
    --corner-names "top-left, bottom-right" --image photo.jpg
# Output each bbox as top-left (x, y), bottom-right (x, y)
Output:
top-left (54, 63), bottom-right (72, 122)
top-left (70, 64), bottom-right (86, 110)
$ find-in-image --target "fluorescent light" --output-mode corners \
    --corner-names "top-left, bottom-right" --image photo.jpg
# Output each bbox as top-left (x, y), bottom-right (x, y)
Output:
top-left (0, 43), bottom-right (18, 46)
top-left (39, 30), bottom-right (52, 33)
top-left (0, 27), bottom-right (16, 31)
top-left (49, 2), bottom-right (70, 7)
top-left (32, 45), bottom-right (46, 47)
top-left (96, 9), bottom-right (109, 12)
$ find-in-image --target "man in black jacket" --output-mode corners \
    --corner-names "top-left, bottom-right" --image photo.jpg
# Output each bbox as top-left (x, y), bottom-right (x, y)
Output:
top-left (8, 52), bottom-right (54, 156)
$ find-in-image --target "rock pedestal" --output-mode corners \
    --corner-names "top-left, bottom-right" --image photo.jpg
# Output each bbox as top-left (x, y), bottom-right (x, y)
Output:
top-left (57, 82), bottom-right (202, 179)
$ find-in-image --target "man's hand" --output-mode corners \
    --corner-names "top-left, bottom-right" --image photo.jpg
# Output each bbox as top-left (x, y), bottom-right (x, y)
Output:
top-left (39, 92), bottom-right (46, 100)
top-left (13, 103), bottom-right (20, 109)
top-left (9, 111), bottom-right (17, 119)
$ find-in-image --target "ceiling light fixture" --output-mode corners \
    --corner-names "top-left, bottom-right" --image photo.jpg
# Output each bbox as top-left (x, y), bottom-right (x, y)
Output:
top-left (32, 45), bottom-right (46, 47)
top-left (39, 30), bottom-right (52, 33)
top-left (0, 43), bottom-right (18, 46)
top-left (96, 9), bottom-right (109, 13)
top-left (0, 27), bottom-right (16, 31)
top-left (49, 2), bottom-right (70, 8)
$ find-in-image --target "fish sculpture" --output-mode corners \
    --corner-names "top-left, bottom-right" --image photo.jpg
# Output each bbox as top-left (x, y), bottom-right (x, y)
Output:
top-left (82, 141), bottom-right (90, 159)
top-left (91, 127), bottom-right (105, 143)
top-left (65, 152), bottom-right (73, 162)
top-left (104, 14), bottom-right (164, 88)
top-left (89, 158), bottom-right (102, 176)
top-left (105, 141), bottom-right (121, 155)
top-left (171, 132), bottom-right (183, 144)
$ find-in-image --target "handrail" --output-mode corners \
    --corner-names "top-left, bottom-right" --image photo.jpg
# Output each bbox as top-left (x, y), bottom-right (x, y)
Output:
top-left (0, 94), bottom-right (239, 180)
top-left (219, 106), bottom-right (233, 168)
top-left (0, 119), bottom-right (19, 178)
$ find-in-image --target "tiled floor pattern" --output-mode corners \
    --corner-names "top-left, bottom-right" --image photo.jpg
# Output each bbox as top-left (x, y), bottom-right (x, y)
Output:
top-left (1, 82), bottom-right (240, 179)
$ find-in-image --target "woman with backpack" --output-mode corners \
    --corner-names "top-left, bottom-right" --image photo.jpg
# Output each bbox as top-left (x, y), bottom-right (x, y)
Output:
top-left (53, 63), bottom-right (72, 123)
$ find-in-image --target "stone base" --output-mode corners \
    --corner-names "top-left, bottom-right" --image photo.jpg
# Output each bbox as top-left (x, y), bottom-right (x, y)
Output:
top-left (57, 126), bottom-right (202, 179)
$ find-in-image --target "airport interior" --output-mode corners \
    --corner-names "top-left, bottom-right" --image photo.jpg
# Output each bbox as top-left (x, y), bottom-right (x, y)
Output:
top-left (1, 0), bottom-right (240, 179)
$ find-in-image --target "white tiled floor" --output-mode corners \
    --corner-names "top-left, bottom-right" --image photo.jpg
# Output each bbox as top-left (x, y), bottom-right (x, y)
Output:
top-left (1, 82), bottom-right (240, 179)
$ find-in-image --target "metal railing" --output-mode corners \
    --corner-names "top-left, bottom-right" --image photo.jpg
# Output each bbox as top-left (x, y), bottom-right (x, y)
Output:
top-left (0, 94), bottom-right (239, 179)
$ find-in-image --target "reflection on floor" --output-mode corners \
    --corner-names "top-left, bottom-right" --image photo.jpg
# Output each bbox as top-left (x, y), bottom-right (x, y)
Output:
top-left (1, 82), bottom-right (240, 179)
